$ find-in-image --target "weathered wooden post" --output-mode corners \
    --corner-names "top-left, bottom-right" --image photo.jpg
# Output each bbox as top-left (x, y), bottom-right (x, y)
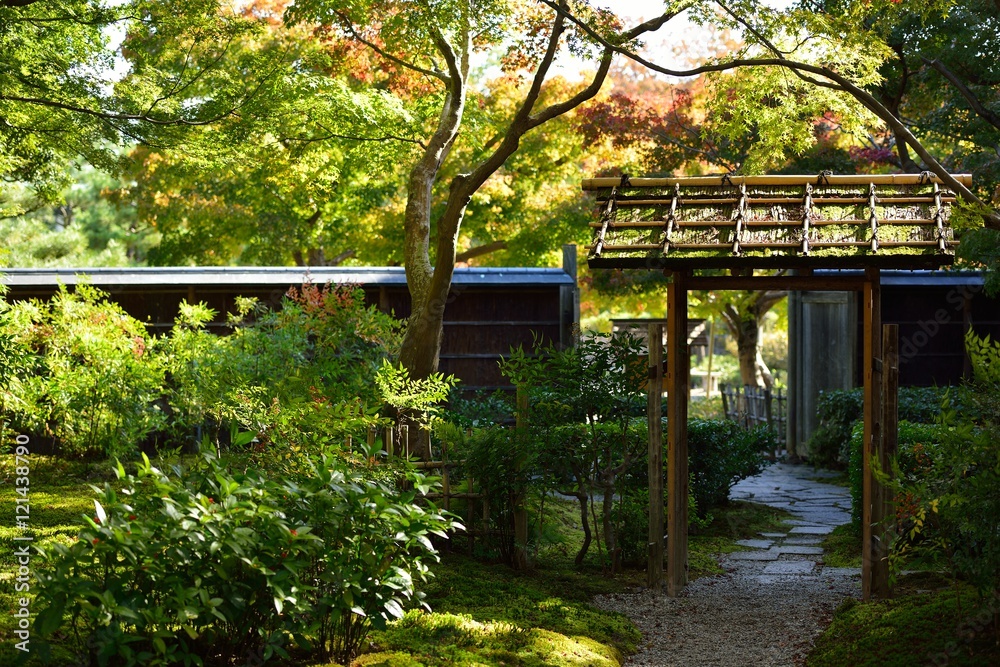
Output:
top-left (863, 267), bottom-right (884, 600)
top-left (513, 386), bottom-right (530, 570)
top-left (876, 323), bottom-right (899, 597)
top-left (666, 271), bottom-right (689, 596)
top-left (647, 322), bottom-right (665, 590)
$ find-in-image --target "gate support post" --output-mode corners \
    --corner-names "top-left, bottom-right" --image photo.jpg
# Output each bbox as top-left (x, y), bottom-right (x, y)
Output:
top-left (876, 323), bottom-right (899, 597)
top-left (647, 322), bottom-right (664, 590)
top-left (513, 386), bottom-right (529, 570)
top-left (862, 268), bottom-right (883, 600)
top-left (666, 271), bottom-right (689, 596)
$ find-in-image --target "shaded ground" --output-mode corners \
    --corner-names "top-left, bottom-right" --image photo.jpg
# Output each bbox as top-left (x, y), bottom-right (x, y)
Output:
top-left (595, 463), bottom-right (861, 667)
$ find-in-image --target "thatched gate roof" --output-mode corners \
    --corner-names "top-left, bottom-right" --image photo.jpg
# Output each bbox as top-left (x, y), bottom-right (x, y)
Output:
top-left (584, 173), bottom-right (972, 270)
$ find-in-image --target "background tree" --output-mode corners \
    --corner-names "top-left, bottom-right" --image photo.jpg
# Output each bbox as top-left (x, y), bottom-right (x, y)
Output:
top-left (0, 0), bottom-right (290, 218)
top-left (282, 0), bottom-right (678, 379)
top-left (555, 0), bottom-right (1000, 229)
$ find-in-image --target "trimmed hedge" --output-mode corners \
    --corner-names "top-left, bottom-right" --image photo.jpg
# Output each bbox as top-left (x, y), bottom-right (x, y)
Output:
top-left (847, 420), bottom-right (945, 532)
top-left (808, 386), bottom-right (952, 468)
top-left (618, 419), bottom-right (775, 563)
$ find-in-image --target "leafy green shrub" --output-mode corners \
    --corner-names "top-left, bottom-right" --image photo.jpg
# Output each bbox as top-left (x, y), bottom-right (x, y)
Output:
top-left (0, 284), bottom-right (166, 458)
top-left (161, 284), bottom-right (401, 450)
top-left (32, 450), bottom-right (456, 665)
top-left (442, 423), bottom-right (538, 566)
top-left (808, 386), bottom-right (954, 468)
top-left (615, 477), bottom-right (711, 566)
top-left (807, 389), bottom-right (864, 468)
top-left (615, 419), bottom-right (774, 566)
top-left (688, 419), bottom-right (776, 513)
top-left (882, 332), bottom-right (1000, 595)
top-left (847, 420), bottom-right (945, 533)
top-left (443, 389), bottom-right (513, 427)
top-left (495, 331), bottom-right (648, 571)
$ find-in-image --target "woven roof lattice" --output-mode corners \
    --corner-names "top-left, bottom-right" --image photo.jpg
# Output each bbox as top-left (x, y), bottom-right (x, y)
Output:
top-left (583, 173), bottom-right (972, 270)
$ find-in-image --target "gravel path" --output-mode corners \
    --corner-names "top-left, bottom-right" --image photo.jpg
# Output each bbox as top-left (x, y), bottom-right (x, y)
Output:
top-left (595, 463), bottom-right (861, 667)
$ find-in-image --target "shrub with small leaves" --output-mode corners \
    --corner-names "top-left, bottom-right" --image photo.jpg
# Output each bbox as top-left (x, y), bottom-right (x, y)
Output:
top-left (808, 386), bottom-right (956, 468)
top-left (0, 283), bottom-right (165, 458)
top-left (32, 449), bottom-right (457, 666)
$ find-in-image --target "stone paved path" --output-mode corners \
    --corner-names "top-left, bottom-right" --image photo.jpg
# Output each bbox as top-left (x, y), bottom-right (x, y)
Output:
top-left (726, 462), bottom-right (858, 585)
top-left (595, 462), bottom-right (861, 666)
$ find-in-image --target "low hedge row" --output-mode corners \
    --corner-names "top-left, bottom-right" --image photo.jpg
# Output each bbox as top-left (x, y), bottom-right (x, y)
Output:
top-left (846, 420), bottom-right (945, 532)
top-left (807, 386), bottom-right (952, 468)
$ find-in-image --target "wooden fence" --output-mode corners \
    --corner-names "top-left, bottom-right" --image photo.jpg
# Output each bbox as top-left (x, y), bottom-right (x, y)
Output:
top-left (719, 384), bottom-right (786, 457)
top-left (360, 423), bottom-right (491, 556)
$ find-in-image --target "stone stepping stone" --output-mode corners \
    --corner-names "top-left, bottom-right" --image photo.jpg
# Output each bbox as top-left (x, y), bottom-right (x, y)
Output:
top-left (776, 545), bottom-right (824, 555)
top-left (782, 536), bottom-right (823, 545)
top-left (759, 532), bottom-right (786, 538)
top-left (735, 539), bottom-right (774, 549)
top-left (763, 560), bottom-right (816, 575)
top-left (789, 525), bottom-right (835, 535)
top-left (729, 550), bottom-right (780, 561)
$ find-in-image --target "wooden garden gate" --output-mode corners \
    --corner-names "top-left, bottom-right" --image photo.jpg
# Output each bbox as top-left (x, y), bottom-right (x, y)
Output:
top-left (582, 173), bottom-right (971, 600)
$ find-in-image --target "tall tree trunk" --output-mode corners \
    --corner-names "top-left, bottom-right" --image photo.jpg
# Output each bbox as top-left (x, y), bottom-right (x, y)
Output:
top-left (735, 320), bottom-right (774, 389)
top-left (395, 4), bottom-right (637, 380)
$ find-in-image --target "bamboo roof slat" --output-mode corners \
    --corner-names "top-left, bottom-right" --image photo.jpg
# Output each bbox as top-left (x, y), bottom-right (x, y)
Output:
top-left (588, 218), bottom-right (940, 229)
top-left (597, 196), bottom-right (957, 205)
top-left (583, 173), bottom-right (969, 270)
top-left (583, 173), bottom-right (974, 190)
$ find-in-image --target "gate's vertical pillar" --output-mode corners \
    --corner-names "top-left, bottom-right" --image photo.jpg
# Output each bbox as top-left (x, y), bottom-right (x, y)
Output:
top-left (862, 268), bottom-right (883, 600)
top-left (648, 322), bottom-right (665, 590)
top-left (666, 271), bottom-right (689, 596)
top-left (876, 323), bottom-right (899, 597)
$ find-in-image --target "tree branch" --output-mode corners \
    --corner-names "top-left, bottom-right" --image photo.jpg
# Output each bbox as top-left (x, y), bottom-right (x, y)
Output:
top-left (455, 240), bottom-right (507, 262)
top-left (923, 57), bottom-right (1000, 132)
top-left (401, 23), bottom-right (467, 302)
top-left (335, 11), bottom-right (448, 83)
top-left (327, 248), bottom-right (355, 265)
top-left (720, 303), bottom-right (740, 338)
top-left (546, 2), bottom-right (1000, 228)
top-left (0, 95), bottom-right (240, 126)
top-left (752, 290), bottom-right (787, 317)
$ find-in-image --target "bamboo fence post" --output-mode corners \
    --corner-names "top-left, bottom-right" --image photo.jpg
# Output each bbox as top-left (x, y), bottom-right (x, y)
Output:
top-left (441, 438), bottom-right (451, 513)
top-left (877, 324), bottom-right (899, 598)
top-left (464, 428), bottom-right (475, 555)
top-left (384, 425), bottom-right (394, 458)
top-left (513, 386), bottom-right (529, 570)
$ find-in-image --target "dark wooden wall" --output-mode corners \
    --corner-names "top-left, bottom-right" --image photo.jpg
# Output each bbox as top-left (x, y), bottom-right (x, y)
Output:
top-left (375, 285), bottom-right (564, 392)
top-left (855, 278), bottom-right (1000, 387)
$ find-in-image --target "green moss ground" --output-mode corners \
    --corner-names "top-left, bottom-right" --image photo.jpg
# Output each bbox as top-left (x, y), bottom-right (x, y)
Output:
top-left (820, 524), bottom-right (862, 569)
top-left (808, 576), bottom-right (999, 667)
